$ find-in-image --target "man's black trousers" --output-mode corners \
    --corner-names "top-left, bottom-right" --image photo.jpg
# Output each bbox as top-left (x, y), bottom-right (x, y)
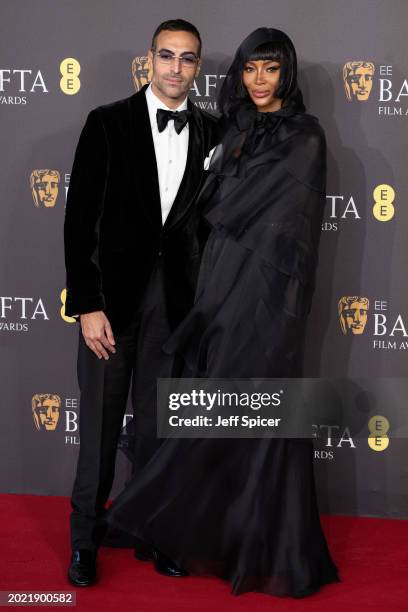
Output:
top-left (70, 261), bottom-right (173, 551)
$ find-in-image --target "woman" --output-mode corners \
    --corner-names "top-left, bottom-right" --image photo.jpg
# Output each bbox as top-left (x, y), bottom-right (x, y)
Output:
top-left (106, 27), bottom-right (339, 598)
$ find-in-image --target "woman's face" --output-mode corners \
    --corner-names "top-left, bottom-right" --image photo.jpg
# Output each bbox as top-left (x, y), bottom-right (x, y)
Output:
top-left (242, 59), bottom-right (282, 112)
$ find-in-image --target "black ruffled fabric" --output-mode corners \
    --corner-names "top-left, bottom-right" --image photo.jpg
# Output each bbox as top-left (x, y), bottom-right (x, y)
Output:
top-left (161, 106), bottom-right (327, 377)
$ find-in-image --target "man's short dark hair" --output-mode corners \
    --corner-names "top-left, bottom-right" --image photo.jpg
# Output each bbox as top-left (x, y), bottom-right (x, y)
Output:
top-left (151, 19), bottom-right (202, 57)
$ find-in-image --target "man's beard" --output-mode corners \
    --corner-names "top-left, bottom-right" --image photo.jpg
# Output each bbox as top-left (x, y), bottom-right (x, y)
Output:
top-left (158, 74), bottom-right (189, 98)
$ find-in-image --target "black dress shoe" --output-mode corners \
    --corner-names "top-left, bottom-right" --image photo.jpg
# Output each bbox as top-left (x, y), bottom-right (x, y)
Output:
top-left (152, 549), bottom-right (188, 577)
top-left (68, 549), bottom-right (97, 587)
top-left (134, 544), bottom-right (154, 562)
top-left (292, 585), bottom-right (320, 598)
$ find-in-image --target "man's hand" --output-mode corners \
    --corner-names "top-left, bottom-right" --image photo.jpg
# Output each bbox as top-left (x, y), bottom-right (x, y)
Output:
top-left (80, 311), bottom-right (116, 360)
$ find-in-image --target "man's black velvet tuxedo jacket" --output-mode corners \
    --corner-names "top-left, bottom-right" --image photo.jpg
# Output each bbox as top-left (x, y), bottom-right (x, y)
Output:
top-left (64, 85), bottom-right (218, 332)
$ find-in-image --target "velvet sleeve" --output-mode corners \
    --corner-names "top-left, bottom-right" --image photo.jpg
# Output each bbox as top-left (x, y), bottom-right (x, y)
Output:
top-left (63, 109), bottom-right (109, 316)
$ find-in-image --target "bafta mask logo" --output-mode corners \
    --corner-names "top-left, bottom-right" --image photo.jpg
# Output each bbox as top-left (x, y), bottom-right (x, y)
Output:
top-left (32, 393), bottom-right (61, 431)
top-left (30, 170), bottom-right (60, 208)
top-left (343, 61), bottom-right (375, 101)
top-left (338, 296), bottom-right (369, 335)
top-left (132, 56), bottom-right (153, 91)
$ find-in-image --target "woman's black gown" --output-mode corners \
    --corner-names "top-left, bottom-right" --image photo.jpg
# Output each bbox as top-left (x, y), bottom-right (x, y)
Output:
top-left (105, 103), bottom-right (340, 597)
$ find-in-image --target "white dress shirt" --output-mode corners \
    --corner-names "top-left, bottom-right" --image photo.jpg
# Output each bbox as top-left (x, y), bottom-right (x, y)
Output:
top-left (145, 83), bottom-right (189, 224)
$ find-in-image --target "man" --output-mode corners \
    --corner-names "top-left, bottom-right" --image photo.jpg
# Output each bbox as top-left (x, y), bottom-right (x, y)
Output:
top-left (64, 19), bottom-right (218, 587)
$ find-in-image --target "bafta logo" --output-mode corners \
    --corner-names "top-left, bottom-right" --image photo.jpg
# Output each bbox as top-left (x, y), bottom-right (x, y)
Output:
top-left (32, 394), bottom-right (61, 431)
top-left (338, 296), bottom-right (369, 335)
top-left (30, 170), bottom-right (60, 208)
top-left (343, 61), bottom-right (375, 101)
top-left (132, 56), bottom-right (152, 91)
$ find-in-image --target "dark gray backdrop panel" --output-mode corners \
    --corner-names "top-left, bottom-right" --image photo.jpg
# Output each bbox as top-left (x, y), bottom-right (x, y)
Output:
top-left (1, 0), bottom-right (407, 517)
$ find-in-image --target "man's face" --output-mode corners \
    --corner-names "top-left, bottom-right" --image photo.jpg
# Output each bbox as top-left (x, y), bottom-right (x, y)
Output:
top-left (34, 173), bottom-right (59, 207)
top-left (148, 30), bottom-right (201, 106)
top-left (343, 301), bottom-right (368, 334)
top-left (348, 66), bottom-right (373, 101)
top-left (35, 398), bottom-right (60, 430)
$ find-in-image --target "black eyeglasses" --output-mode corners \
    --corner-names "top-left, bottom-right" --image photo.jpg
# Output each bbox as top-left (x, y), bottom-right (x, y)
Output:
top-left (152, 49), bottom-right (199, 68)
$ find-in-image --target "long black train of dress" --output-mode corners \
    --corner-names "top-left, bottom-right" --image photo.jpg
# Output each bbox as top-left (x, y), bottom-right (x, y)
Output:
top-left (105, 104), bottom-right (340, 598)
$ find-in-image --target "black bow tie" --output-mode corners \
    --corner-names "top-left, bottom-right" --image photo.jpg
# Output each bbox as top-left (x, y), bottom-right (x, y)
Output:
top-left (156, 108), bottom-right (191, 134)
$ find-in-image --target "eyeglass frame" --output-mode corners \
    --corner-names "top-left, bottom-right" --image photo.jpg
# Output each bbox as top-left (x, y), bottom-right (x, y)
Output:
top-left (150, 48), bottom-right (200, 68)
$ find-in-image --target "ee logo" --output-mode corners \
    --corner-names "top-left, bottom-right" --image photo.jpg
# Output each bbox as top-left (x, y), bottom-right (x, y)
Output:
top-left (60, 289), bottom-right (76, 323)
top-left (60, 58), bottom-right (81, 95)
top-left (373, 184), bottom-right (395, 221)
top-left (368, 415), bottom-right (390, 451)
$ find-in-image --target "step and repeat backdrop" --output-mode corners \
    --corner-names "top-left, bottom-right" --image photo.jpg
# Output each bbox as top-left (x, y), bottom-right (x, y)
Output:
top-left (1, 0), bottom-right (407, 518)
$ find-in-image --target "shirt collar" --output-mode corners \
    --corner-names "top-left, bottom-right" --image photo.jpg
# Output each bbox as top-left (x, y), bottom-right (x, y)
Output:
top-left (146, 82), bottom-right (188, 132)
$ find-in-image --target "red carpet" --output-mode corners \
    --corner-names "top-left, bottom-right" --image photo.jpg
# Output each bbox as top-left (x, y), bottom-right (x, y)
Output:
top-left (0, 494), bottom-right (407, 611)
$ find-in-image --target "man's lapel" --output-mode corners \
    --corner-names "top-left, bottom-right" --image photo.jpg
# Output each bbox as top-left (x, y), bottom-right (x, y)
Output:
top-left (127, 84), bottom-right (162, 229)
top-left (127, 86), bottom-right (209, 232)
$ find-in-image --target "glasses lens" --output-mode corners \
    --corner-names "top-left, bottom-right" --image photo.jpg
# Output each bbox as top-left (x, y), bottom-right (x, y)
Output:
top-left (156, 51), bottom-right (197, 66)
top-left (181, 56), bottom-right (197, 66)
top-left (158, 52), bottom-right (173, 63)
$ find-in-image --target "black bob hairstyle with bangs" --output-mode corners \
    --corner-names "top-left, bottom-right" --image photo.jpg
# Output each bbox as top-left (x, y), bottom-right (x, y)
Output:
top-left (218, 27), bottom-right (304, 116)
